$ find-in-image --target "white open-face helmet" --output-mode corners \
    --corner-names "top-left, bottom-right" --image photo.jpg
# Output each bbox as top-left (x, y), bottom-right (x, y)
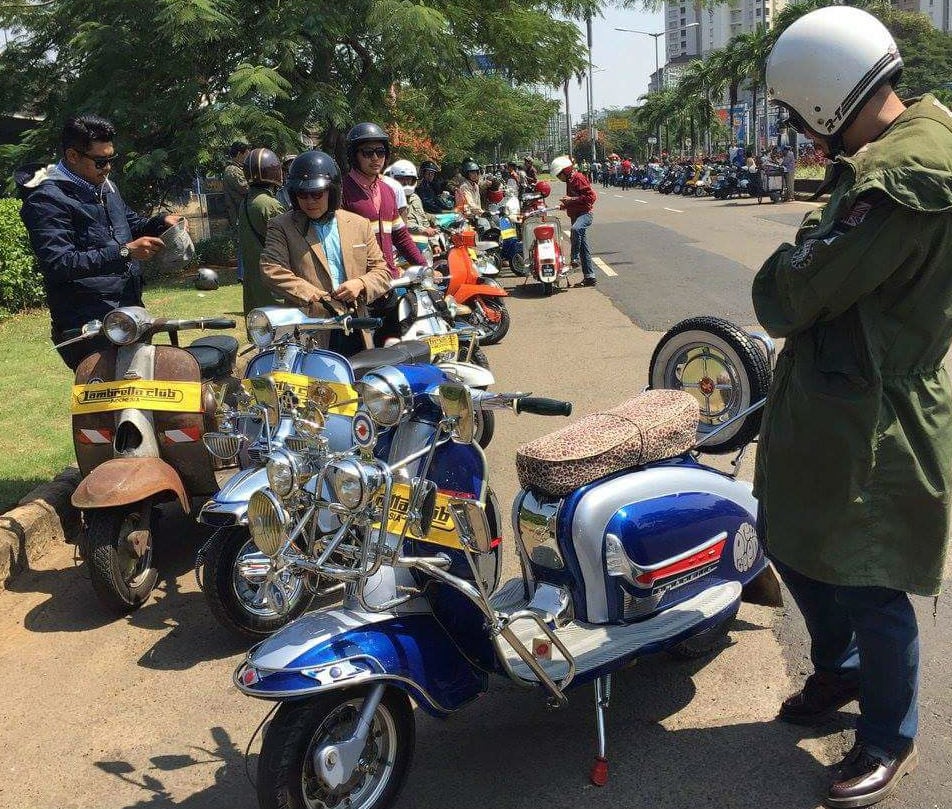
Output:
top-left (766, 7), bottom-right (902, 141)
top-left (388, 159), bottom-right (418, 179)
top-left (549, 155), bottom-right (573, 178)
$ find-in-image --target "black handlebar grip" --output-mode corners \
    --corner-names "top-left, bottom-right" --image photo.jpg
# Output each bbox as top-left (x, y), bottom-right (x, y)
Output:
top-left (200, 317), bottom-right (236, 329)
top-left (347, 317), bottom-right (384, 330)
top-left (514, 397), bottom-right (573, 417)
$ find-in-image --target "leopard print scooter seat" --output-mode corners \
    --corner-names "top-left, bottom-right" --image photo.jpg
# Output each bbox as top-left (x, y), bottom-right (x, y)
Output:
top-left (516, 390), bottom-right (700, 497)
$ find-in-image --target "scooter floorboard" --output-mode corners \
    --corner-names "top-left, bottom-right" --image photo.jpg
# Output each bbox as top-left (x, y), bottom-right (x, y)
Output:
top-left (491, 581), bottom-right (741, 682)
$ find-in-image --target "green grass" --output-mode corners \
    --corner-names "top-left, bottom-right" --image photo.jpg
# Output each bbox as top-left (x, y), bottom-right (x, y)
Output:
top-left (0, 270), bottom-right (244, 511)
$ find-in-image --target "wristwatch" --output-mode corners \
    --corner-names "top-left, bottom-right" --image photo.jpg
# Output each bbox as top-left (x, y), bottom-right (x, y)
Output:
top-left (119, 245), bottom-right (130, 261)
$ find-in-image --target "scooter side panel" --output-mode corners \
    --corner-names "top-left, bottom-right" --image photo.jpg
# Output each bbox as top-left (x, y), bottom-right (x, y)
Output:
top-left (238, 608), bottom-right (489, 716)
top-left (557, 456), bottom-right (761, 624)
top-left (73, 348), bottom-right (119, 476)
top-left (152, 345), bottom-right (217, 496)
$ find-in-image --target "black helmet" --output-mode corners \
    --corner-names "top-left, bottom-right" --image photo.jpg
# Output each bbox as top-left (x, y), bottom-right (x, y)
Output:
top-left (286, 150), bottom-right (342, 220)
top-left (345, 122), bottom-right (390, 166)
top-left (243, 148), bottom-right (283, 187)
top-left (419, 159), bottom-right (440, 174)
top-left (460, 157), bottom-right (480, 175)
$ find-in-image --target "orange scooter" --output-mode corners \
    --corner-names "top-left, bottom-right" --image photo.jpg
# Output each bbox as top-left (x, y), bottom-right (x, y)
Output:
top-left (444, 228), bottom-right (510, 345)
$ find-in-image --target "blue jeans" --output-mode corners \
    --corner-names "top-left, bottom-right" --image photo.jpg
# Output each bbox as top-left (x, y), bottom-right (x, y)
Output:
top-left (570, 213), bottom-right (594, 280)
top-left (772, 559), bottom-right (919, 757)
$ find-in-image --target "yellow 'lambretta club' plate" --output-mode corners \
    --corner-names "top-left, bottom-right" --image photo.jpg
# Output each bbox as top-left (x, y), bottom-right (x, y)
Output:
top-left (242, 372), bottom-right (358, 416)
top-left (71, 380), bottom-right (203, 414)
top-left (374, 482), bottom-right (466, 550)
top-left (421, 332), bottom-right (459, 361)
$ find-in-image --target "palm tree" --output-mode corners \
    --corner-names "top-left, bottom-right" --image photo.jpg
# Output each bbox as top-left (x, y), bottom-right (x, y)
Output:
top-left (727, 24), bottom-right (773, 150)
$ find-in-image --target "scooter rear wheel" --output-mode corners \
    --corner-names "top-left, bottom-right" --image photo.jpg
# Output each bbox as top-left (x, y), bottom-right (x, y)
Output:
top-left (649, 316), bottom-right (772, 454)
top-left (257, 686), bottom-right (414, 809)
top-left (83, 504), bottom-right (158, 614)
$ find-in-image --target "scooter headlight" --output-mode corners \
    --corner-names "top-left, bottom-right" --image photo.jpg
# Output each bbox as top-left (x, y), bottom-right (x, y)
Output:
top-left (325, 458), bottom-right (383, 511)
top-left (248, 489), bottom-right (289, 558)
top-left (102, 307), bottom-right (148, 345)
top-left (358, 368), bottom-right (412, 427)
top-left (266, 448), bottom-right (300, 498)
top-left (246, 309), bottom-right (276, 348)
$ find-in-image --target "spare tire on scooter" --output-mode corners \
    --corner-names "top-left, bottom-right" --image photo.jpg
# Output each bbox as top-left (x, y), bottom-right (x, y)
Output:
top-left (648, 316), bottom-right (772, 454)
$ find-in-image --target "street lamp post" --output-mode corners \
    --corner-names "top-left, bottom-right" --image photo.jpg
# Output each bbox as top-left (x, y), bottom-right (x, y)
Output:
top-left (616, 23), bottom-right (700, 157)
top-left (586, 14), bottom-right (597, 164)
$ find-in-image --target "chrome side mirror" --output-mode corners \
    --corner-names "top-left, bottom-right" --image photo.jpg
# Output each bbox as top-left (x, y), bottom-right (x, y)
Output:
top-left (437, 383), bottom-right (475, 444)
top-left (249, 376), bottom-right (280, 424)
top-left (450, 499), bottom-right (493, 554)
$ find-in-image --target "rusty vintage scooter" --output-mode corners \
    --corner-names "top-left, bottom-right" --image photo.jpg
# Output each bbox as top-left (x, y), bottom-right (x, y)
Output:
top-left (57, 306), bottom-right (238, 613)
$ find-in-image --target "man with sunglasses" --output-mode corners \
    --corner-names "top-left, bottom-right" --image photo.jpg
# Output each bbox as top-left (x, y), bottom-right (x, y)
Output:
top-left (341, 122), bottom-right (426, 278)
top-left (752, 7), bottom-right (952, 807)
top-left (20, 114), bottom-right (181, 369)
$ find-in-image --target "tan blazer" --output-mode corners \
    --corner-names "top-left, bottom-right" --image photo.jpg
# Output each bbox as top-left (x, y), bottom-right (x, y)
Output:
top-left (260, 209), bottom-right (393, 348)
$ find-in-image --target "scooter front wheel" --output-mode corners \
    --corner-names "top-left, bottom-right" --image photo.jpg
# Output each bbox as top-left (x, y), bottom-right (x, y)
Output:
top-left (466, 297), bottom-right (510, 345)
top-left (200, 527), bottom-right (314, 641)
top-left (257, 686), bottom-right (415, 809)
top-left (83, 504), bottom-right (158, 614)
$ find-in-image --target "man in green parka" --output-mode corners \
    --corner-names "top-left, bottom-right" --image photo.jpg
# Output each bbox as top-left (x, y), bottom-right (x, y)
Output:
top-left (753, 7), bottom-right (952, 808)
top-left (238, 147), bottom-right (286, 314)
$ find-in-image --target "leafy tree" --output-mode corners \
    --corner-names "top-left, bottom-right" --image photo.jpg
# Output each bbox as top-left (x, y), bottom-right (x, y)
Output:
top-left (0, 0), bottom-right (597, 207)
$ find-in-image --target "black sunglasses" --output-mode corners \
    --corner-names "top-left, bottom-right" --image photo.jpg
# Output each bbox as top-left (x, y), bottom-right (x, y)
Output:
top-left (295, 189), bottom-right (328, 200)
top-left (82, 152), bottom-right (120, 169)
top-left (358, 147), bottom-right (387, 159)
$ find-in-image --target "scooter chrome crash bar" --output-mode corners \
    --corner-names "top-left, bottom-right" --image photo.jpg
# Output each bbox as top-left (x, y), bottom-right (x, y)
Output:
top-left (692, 398), bottom-right (766, 450)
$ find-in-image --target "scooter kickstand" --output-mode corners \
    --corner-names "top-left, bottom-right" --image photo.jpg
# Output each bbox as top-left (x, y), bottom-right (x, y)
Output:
top-left (590, 674), bottom-right (612, 786)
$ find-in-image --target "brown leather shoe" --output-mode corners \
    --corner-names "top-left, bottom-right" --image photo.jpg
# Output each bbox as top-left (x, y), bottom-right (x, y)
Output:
top-left (825, 742), bottom-right (918, 808)
top-left (778, 671), bottom-right (860, 725)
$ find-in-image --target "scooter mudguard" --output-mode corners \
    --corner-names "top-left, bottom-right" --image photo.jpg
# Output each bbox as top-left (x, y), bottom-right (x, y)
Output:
top-left (436, 360), bottom-right (495, 388)
top-left (234, 606), bottom-right (488, 717)
top-left (72, 456), bottom-right (189, 512)
top-left (453, 283), bottom-right (508, 304)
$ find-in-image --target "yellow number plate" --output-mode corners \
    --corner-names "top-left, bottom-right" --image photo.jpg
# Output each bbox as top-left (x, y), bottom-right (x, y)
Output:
top-left (242, 373), bottom-right (358, 416)
top-left (500, 227), bottom-right (517, 240)
top-left (421, 332), bottom-right (459, 360)
top-left (71, 380), bottom-right (203, 414)
top-left (374, 483), bottom-right (465, 550)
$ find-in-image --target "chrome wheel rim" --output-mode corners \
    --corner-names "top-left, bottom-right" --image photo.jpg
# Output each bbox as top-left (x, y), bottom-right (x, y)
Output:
top-left (117, 512), bottom-right (152, 587)
top-left (301, 698), bottom-right (398, 809)
top-left (664, 342), bottom-right (744, 432)
top-left (232, 537), bottom-right (305, 619)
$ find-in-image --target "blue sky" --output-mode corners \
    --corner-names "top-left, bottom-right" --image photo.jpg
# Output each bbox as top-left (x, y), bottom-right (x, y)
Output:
top-left (557, 7), bottom-right (667, 115)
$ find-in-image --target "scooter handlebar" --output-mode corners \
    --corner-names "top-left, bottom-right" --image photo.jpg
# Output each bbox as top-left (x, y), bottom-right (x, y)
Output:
top-left (346, 317), bottom-right (384, 330)
top-left (513, 397), bottom-right (573, 417)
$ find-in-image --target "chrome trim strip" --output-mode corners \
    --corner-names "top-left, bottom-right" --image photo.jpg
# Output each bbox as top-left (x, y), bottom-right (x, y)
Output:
top-left (631, 530), bottom-right (728, 574)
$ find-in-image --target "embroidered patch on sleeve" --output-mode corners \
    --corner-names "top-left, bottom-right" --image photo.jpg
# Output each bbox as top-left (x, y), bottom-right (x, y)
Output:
top-left (840, 200), bottom-right (873, 228)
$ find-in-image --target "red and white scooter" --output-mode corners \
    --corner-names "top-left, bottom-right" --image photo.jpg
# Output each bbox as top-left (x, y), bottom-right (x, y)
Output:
top-left (521, 181), bottom-right (568, 296)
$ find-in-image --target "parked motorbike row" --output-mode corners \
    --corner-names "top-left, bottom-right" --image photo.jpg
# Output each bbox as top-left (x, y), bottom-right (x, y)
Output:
top-left (60, 277), bottom-right (785, 808)
top-left (609, 161), bottom-right (789, 204)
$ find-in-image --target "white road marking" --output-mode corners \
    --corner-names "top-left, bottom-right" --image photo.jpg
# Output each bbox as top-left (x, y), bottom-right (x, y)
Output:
top-left (663, 207), bottom-right (684, 213)
top-left (613, 194), bottom-right (624, 198)
top-left (593, 256), bottom-right (618, 277)
top-left (633, 199), bottom-right (648, 204)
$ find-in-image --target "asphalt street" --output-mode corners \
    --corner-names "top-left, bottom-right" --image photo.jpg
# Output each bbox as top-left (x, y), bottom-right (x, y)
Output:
top-left (0, 188), bottom-right (948, 809)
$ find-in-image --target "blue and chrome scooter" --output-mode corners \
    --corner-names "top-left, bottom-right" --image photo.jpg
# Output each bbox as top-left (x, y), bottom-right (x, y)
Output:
top-left (233, 318), bottom-right (784, 809)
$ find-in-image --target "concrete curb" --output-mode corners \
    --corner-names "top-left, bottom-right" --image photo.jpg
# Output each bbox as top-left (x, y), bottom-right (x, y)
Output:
top-left (0, 467), bottom-right (82, 589)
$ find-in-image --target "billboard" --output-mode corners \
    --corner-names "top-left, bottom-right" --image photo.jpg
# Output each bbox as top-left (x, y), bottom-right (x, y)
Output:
top-left (715, 103), bottom-right (749, 145)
